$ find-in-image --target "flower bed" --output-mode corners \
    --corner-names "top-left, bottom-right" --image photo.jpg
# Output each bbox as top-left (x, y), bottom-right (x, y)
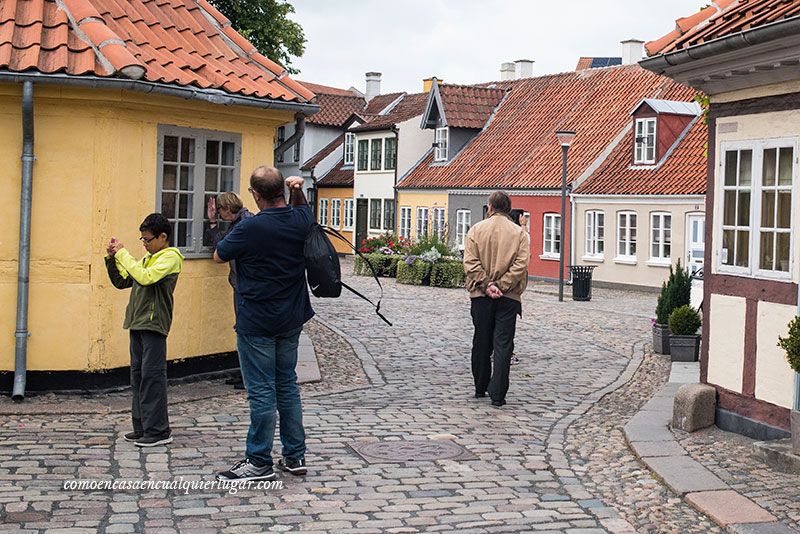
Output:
top-left (354, 253), bottom-right (401, 278)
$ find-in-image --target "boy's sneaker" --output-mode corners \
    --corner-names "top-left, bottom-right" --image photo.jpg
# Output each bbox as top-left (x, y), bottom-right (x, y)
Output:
top-left (276, 457), bottom-right (307, 476)
top-left (216, 459), bottom-right (276, 481)
top-left (134, 434), bottom-right (173, 447)
top-left (124, 431), bottom-right (143, 442)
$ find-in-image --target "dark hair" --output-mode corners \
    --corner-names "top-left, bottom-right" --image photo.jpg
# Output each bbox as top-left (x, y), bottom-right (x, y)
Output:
top-left (140, 213), bottom-right (171, 240)
top-left (250, 165), bottom-right (284, 200)
top-left (510, 209), bottom-right (523, 226)
top-left (488, 191), bottom-right (511, 214)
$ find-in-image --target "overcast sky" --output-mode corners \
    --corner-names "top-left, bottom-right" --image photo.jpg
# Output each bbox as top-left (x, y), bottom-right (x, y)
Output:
top-left (288, 0), bottom-right (703, 94)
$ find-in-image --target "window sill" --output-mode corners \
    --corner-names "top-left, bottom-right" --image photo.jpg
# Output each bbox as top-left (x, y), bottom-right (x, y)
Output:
top-left (717, 266), bottom-right (793, 282)
top-left (539, 254), bottom-right (560, 261)
top-left (614, 256), bottom-right (637, 265)
top-left (646, 259), bottom-right (671, 268)
top-left (581, 255), bottom-right (604, 263)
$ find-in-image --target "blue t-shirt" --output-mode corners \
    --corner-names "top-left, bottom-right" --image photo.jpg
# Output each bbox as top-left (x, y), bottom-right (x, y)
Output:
top-left (216, 204), bottom-right (314, 337)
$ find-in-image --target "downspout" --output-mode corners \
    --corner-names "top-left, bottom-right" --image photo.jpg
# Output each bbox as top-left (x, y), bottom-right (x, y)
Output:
top-left (310, 169), bottom-right (318, 219)
top-left (795, 282), bottom-right (800, 411)
top-left (391, 126), bottom-right (399, 233)
top-left (274, 113), bottom-right (305, 166)
top-left (13, 81), bottom-right (34, 402)
top-left (568, 184), bottom-right (574, 284)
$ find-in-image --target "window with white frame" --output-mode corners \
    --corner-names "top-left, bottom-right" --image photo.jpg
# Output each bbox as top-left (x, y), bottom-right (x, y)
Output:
top-left (585, 210), bottom-right (604, 257)
top-left (399, 207), bottom-right (412, 238)
top-left (369, 198), bottom-right (382, 229)
top-left (416, 206), bottom-right (429, 239)
top-left (432, 207), bottom-right (446, 239)
top-left (330, 198), bottom-right (341, 228)
top-left (370, 139), bottom-right (383, 170)
top-left (158, 126), bottom-right (241, 257)
top-left (434, 127), bottom-right (449, 161)
top-left (275, 126), bottom-right (285, 163)
top-left (650, 212), bottom-right (672, 262)
top-left (456, 209), bottom-right (471, 250)
top-left (383, 199), bottom-right (395, 231)
top-left (542, 213), bottom-right (561, 257)
top-left (617, 211), bottom-right (637, 259)
top-left (634, 118), bottom-right (656, 164)
top-left (344, 133), bottom-right (355, 165)
top-left (385, 137), bottom-right (397, 170)
top-left (720, 141), bottom-right (795, 276)
top-left (319, 198), bottom-right (329, 226)
top-left (357, 139), bottom-right (368, 171)
top-left (343, 198), bottom-right (354, 229)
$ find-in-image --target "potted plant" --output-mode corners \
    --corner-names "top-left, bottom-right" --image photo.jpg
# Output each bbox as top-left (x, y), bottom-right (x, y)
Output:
top-left (653, 260), bottom-right (691, 355)
top-left (777, 317), bottom-right (800, 452)
top-left (668, 305), bottom-right (702, 362)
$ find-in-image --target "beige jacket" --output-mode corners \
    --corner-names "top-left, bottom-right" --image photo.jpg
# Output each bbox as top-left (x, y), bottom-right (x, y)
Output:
top-left (463, 213), bottom-right (529, 301)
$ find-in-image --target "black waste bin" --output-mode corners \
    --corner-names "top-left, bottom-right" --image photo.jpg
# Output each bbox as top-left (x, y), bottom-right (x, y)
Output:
top-left (569, 265), bottom-right (595, 301)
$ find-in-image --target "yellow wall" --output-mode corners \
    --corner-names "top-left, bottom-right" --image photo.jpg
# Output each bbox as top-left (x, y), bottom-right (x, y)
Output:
top-left (0, 83), bottom-right (293, 372)
top-left (317, 187), bottom-right (354, 254)
top-left (396, 191), bottom-right (449, 240)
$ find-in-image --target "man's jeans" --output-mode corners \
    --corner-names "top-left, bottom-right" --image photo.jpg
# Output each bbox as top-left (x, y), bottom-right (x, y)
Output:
top-left (237, 328), bottom-right (306, 467)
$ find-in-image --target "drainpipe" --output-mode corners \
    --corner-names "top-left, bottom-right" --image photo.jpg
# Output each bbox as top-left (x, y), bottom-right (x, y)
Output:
top-left (274, 113), bottom-right (305, 166)
top-left (568, 184), bottom-right (574, 284)
top-left (13, 81), bottom-right (34, 402)
top-left (391, 126), bottom-right (399, 233)
top-left (310, 169), bottom-right (318, 219)
top-left (795, 282), bottom-right (800, 411)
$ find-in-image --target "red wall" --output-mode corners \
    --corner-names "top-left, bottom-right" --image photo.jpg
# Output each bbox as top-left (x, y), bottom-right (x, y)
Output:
top-left (509, 194), bottom-right (570, 280)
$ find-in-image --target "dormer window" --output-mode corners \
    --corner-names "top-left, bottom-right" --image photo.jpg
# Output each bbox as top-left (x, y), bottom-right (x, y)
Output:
top-left (434, 127), bottom-right (449, 161)
top-left (634, 118), bottom-right (656, 164)
top-left (344, 132), bottom-right (355, 165)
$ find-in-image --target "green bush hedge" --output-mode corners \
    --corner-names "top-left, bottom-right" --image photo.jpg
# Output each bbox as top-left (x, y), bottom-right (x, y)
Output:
top-left (354, 254), bottom-right (401, 277)
top-left (430, 260), bottom-right (465, 288)
top-left (396, 259), bottom-right (431, 285)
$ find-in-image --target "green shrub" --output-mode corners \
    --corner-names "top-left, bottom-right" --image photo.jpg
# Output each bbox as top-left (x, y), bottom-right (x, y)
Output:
top-left (396, 259), bottom-right (431, 285)
top-left (430, 260), bottom-right (465, 288)
top-left (408, 233), bottom-right (452, 257)
top-left (354, 253), bottom-right (401, 277)
top-left (777, 316), bottom-right (800, 374)
top-left (655, 259), bottom-right (691, 325)
top-left (668, 305), bottom-right (702, 336)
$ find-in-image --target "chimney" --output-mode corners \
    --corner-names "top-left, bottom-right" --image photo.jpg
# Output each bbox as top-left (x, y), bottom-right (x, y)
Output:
top-left (515, 59), bottom-right (534, 79)
top-left (621, 39), bottom-right (644, 65)
top-left (500, 62), bottom-right (516, 81)
top-left (365, 72), bottom-right (381, 102)
top-left (423, 77), bottom-right (443, 92)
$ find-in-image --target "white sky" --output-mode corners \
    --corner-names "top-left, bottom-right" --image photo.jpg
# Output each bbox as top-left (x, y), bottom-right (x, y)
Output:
top-left (289, 0), bottom-right (704, 94)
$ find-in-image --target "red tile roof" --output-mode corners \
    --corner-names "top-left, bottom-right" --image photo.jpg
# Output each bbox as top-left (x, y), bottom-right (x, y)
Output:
top-left (296, 80), bottom-right (357, 97)
top-left (574, 118), bottom-right (707, 195)
top-left (307, 93), bottom-right (366, 127)
top-left (364, 92), bottom-right (404, 114)
top-left (398, 65), bottom-right (697, 191)
top-left (316, 159), bottom-right (353, 187)
top-left (575, 57), bottom-right (593, 70)
top-left (438, 84), bottom-right (506, 129)
top-left (353, 92), bottom-right (429, 132)
top-left (645, 0), bottom-right (799, 56)
top-left (301, 133), bottom-right (344, 171)
top-left (0, 0), bottom-right (313, 103)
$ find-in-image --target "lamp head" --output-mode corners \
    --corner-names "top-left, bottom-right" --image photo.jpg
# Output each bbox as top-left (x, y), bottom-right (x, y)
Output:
top-left (555, 130), bottom-right (577, 147)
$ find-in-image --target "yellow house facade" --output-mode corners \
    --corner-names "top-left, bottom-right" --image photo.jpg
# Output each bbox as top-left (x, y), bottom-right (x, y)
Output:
top-left (317, 186), bottom-right (355, 254)
top-left (396, 190), bottom-right (449, 243)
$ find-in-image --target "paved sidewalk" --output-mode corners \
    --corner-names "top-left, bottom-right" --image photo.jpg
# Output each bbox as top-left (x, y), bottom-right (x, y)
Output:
top-left (0, 263), bottom-right (797, 533)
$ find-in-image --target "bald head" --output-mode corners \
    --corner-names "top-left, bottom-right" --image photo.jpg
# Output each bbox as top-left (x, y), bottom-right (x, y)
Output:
top-left (250, 166), bottom-right (285, 203)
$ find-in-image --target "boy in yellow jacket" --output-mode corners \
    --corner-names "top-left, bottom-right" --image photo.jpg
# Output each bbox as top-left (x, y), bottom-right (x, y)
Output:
top-left (105, 213), bottom-right (183, 447)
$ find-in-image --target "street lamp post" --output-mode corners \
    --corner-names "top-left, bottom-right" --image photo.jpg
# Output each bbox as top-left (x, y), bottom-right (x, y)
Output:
top-left (555, 130), bottom-right (576, 302)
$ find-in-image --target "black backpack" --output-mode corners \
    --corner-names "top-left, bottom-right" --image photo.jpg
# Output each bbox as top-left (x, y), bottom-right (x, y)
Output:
top-left (304, 223), bottom-right (392, 326)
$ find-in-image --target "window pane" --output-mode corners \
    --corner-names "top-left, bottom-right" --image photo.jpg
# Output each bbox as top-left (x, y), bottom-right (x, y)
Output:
top-left (164, 136), bottom-right (179, 162)
top-left (777, 191), bottom-right (792, 229)
top-left (180, 166), bottom-right (193, 190)
top-left (358, 140), bottom-right (369, 171)
top-left (664, 216), bottom-right (671, 230)
top-left (739, 150), bottom-right (752, 185)
top-left (370, 139), bottom-right (382, 170)
top-left (737, 191), bottom-right (750, 226)
top-left (722, 230), bottom-right (735, 265)
top-left (664, 243), bottom-right (670, 257)
top-left (222, 142), bottom-right (235, 166)
top-left (723, 190), bottom-right (736, 226)
top-left (724, 151), bottom-right (738, 186)
top-left (779, 147), bottom-right (794, 186)
top-left (630, 214), bottom-right (637, 228)
top-left (221, 168), bottom-right (235, 192)
top-left (763, 148), bottom-right (777, 186)
top-left (761, 191), bottom-right (775, 227)
top-left (161, 192), bottom-right (176, 218)
top-left (178, 193), bottom-right (192, 218)
top-left (180, 138), bottom-right (195, 163)
top-left (735, 230), bottom-right (749, 267)
top-left (163, 165), bottom-right (177, 190)
top-left (760, 232), bottom-right (774, 270)
top-left (777, 233), bottom-right (790, 272)
top-left (206, 140), bottom-right (220, 165)
top-left (205, 167), bottom-right (218, 191)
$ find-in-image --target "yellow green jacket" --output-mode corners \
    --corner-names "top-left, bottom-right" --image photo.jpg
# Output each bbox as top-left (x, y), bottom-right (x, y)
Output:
top-left (105, 247), bottom-right (184, 336)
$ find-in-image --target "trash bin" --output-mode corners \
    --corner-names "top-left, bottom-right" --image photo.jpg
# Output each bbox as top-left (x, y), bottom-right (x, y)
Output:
top-left (569, 265), bottom-right (595, 301)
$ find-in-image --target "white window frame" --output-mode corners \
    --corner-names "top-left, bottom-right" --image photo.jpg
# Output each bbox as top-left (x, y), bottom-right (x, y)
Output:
top-left (343, 198), bottom-right (354, 230)
top-left (649, 212), bottom-right (672, 265)
top-left (416, 206), bottom-right (430, 239)
top-left (616, 211), bottom-right (637, 263)
top-left (432, 207), bottom-right (446, 239)
top-left (542, 213), bottom-right (561, 259)
top-left (434, 127), bottom-right (449, 162)
top-left (330, 198), bottom-right (341, 228)
top-left (718, 138), bottom-right (797, 280)
top-left (370, 138), bottom-right (383, 171)
top-left (344, 132), bottom-right (355, 165)
top-left (319, 198), bottom-right (329, 226)
top-left (584, 210), bottom-right (604, 260)
top-left (399, 207), bottom-right (412, 239)
top-left (456, 209), bottom-right (471, 250)
top-left (369, 198), bottom-right (382, 230)
top-left (634, 118), bottom-right (656, 164)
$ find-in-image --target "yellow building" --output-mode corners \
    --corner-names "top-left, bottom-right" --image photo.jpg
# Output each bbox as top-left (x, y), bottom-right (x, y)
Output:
top-left (396, 191), bottom-right (450, 243)
top-left (0, 0), bottom-right (316, 394)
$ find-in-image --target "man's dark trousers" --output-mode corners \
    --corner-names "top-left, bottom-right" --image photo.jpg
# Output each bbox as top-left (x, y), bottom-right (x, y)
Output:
top-left (470, 296), bottom-right (521, 403)
top-left (130, 330), bottom-right (170, 438)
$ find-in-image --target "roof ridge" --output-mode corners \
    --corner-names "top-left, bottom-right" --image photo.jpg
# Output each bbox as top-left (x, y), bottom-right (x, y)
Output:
top-left (58, 0), bottom-right (145, 79)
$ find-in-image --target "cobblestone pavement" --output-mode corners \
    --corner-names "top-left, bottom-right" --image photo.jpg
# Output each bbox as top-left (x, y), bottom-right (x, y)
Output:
top-left (0, 262), bottom-right (796, 533)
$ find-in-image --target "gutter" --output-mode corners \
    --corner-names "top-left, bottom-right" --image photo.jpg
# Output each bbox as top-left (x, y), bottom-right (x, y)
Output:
top-left (274, 113), bottom-right (306, 164)
top-left (13, 81), bottom-right (34, 402)
top-left (0, 71), bottom-right (320, 115)
top-left (640, 16), bottom-right (800, 74)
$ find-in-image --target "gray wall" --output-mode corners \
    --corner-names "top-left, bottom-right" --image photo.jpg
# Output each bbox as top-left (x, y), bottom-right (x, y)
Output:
top-left (447, 128), bottom-right (477, 161)
top-left (447, 192), bottom-right (488, 249)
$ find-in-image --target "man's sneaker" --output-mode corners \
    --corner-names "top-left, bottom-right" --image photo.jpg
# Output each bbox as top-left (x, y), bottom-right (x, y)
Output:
top-left (124, 431), bottom-right (143, 442)
top-left (216, 459), bottom-right (276, 481)
top-left (134, 434), bottom-right (173, 447)
top-left (276, 457), bottom-right (307, 476)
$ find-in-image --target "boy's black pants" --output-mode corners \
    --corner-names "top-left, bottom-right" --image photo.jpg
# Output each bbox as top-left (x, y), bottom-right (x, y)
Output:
top-left (470, 296), bottom-right (521, 403)
top-left (130, 330), bottom-right (170, 437)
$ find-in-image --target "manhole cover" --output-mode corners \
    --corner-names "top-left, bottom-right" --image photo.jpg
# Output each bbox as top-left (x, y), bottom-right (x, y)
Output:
top-left (350, 439), bottom-right (475, 463)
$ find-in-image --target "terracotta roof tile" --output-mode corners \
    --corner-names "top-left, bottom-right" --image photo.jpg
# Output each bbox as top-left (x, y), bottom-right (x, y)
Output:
top-left (364, 92), bottom-right (404, 114)
top-left (307, 93), bottom-right (366, 127)
top-left (301, 133), bottom-right (344, 171)
top-left (317, 159), bottom-right (353, 188)
top-left (0, 0), bottom-right (312, 103)
top-left (438, 84), bottom-right (506, 129)
top-left (574, 118), bottom-right (707, 195)
top-left (646, 0), bottom-right (798, 56)
top-left (398, 65), bottom-right (696, 191)
top-left (296, 79), bottom-right (357, 97)
top-left (353, 92), bottom-right (429, 131)
top-left (576, 57), bottom-right (593, 70)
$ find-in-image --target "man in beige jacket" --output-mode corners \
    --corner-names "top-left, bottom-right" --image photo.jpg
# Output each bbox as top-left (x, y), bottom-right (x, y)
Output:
top-left (463, 191), bottom-right (530, 407)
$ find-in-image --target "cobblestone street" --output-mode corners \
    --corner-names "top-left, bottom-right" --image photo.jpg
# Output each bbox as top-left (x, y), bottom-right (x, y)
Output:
top-left (1, 263), bottom-right (798, 533)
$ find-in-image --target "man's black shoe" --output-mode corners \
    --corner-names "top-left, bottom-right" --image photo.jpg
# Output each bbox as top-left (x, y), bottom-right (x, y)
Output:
top-left (474, 391), bottom-right (486, 398)
top-left (491, 399), bottom-right (506, 408)
top-left (276, 457), bottom-right (307, 476)
top-left (124, 431), bottom-right (143, 442)
top-left (134, 434), bottom-right (173, 447)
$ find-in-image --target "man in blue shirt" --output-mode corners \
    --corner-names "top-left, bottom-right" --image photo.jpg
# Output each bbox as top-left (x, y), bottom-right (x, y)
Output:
top-left (213, 166), bottom-right (314, 482)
